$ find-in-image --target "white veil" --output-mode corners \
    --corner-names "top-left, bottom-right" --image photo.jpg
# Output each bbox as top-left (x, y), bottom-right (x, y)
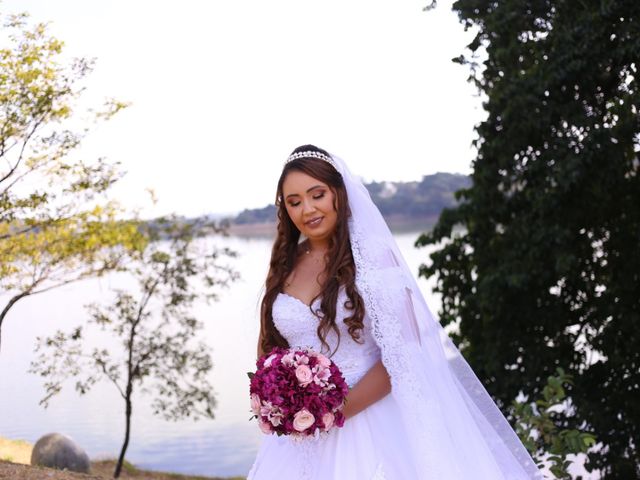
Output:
top-left (330, 151), bottom-right (543, 479)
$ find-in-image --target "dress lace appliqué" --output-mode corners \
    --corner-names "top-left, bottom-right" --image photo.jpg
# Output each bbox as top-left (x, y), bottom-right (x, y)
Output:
top-left (272, 290), bottom-right (382, 388)
top-left (371, 463), bottom-right (387, 480)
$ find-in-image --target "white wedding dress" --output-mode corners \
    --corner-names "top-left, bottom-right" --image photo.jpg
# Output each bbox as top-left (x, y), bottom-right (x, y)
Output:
top-left (247, 150), bottom-right (542, 479)
top-left (247, 288), bottom-right (421, 479)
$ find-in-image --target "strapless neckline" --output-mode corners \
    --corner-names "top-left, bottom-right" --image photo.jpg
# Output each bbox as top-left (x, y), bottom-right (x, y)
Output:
top-left (277, 291), bottom-right (322, 309)
top-left (271, 288), bottom-right (381, 390)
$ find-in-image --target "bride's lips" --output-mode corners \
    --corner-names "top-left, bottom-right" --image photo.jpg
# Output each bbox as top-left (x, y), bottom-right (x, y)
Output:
top-left (305, 217), bottom-right (324, 228)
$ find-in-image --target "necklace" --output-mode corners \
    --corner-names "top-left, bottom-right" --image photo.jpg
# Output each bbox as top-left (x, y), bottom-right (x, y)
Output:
top-left (304, 246), bottom-right (327, 258)
top-left (284, 245), bottom-right (327, 288)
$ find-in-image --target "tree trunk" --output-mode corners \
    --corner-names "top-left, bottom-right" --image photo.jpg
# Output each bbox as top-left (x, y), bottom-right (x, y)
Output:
top-left (114, 394), bottom-right (132, 478)
top-left (0, 291), bottom-right (30, 354)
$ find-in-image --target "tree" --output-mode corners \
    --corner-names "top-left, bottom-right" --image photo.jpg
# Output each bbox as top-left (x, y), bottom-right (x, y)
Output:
top-left (513, 367), bottom-right (596, 479)
top-left (0, 11), bottom-right (146, 352)
top-left (417, 1), bottom-right (639, 477)
top-left (29, 216), bottom-right (238, 478)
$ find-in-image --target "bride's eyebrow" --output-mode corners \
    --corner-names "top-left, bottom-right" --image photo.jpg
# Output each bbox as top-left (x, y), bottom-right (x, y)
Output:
top-left (285, 185), bottom-right (325, 199)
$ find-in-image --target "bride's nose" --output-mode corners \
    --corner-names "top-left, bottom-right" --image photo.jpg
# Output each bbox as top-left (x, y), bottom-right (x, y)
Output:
top-left (302, 199), bottom-right (317, 215)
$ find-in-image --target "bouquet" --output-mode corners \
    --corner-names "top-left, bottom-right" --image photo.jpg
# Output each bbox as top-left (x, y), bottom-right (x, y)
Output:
top-left (248, 346), bottom-right (349, 438)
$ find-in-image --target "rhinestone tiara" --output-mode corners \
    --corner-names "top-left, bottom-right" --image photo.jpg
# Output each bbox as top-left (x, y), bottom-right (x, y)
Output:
top-left (285, 150), bottom-right (338, 170)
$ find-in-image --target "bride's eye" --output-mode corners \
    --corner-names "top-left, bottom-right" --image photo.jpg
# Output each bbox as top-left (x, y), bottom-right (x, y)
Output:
top-left (289, 201), bottom-right (301, 207)
top-left (313, 192), bottom-right (325, 200)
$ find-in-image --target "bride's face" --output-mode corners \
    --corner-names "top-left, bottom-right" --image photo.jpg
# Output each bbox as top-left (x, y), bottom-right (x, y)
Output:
top-left (282, 170), bottom-right (338, 244)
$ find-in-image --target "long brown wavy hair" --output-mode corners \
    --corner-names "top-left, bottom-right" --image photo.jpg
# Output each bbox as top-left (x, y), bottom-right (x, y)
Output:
top-left (259, 144), bottom-right (365, 357)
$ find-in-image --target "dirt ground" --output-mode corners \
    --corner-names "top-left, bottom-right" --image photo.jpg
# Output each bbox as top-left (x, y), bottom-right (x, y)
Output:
top-left (0, 460), bottom-right (102, 479)
top-left (0, 438), bottom-right (244, 480)
top-left (0, 460), bottom-right (245, 479)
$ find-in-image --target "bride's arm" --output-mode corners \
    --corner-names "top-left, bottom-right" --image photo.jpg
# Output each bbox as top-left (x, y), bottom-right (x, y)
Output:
top-left (341, 359), bottom-right (391, 420)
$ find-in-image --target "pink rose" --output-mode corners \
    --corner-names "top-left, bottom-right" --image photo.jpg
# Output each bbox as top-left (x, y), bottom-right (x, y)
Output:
top-left (250, 393), bottom-right (261, 415)
top-left (322, 412), bottom-right (335, 431)
top-left (316, 353), bottom-right (331, 368)
top-left (293, 408), bottom-right (315, 432)
top-left (295, 364), bottom-right (313, 386)
top-left (258, 417), bottom-right (273, 434)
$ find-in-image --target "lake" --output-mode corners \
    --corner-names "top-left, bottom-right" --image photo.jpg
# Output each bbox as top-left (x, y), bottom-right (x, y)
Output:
top-left (0, 230), bottom-right (441, 477)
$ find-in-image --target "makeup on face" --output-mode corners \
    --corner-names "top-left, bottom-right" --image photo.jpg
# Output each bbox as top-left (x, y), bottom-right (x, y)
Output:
top-left (282, 171), bottom-right (338, 247)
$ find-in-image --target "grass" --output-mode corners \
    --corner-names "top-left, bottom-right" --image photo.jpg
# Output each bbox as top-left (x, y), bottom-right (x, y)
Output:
top-left (0, 436), bottom-right (32, 464)
top-left (0, 437), bottom-right (246, 479)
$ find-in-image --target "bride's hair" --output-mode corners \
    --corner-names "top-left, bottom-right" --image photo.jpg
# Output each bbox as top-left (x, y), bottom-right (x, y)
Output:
top-left (259, 144), bottom-right (365, 357)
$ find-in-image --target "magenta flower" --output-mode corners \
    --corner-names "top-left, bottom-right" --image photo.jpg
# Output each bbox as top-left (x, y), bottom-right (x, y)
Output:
top-left (248, 346), bottom-right (349, 437)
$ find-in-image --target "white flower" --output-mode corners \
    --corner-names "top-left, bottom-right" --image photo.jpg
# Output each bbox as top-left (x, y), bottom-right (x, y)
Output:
top-left (269, 408), bottom-right (283, 427)
top-left (316, 353), bottom-right (331, 368)
top-left (281, 351), bottom-right (296, 367)
top-left (294, 353), bottom-right (309, 366)
top-left (312, 365), bottom-right (332, 386)
top-left (259, 400), bottom-right (273, 418)
top-left (250, 393), bottom-right (261, 415)
top-left (263, 353), bottom-right (278, 368)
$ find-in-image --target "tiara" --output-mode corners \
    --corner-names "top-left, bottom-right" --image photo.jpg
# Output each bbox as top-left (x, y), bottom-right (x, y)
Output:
top-left (285, 150), bottom-right (338, 170)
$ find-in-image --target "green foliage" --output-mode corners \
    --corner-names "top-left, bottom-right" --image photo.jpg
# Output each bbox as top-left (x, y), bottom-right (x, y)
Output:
top-left (0, 10), bottom-right (146, 352)
top-left (418, 1), bottom-right (639, 477)
top-left (513, 367), bottom-right (596, 479)
top-left (29, 215), bottom-right (238, 478)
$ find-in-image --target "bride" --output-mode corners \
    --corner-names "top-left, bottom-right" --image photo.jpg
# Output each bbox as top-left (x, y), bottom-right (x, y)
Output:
top-left (247, 145), bottom-right (543, 479)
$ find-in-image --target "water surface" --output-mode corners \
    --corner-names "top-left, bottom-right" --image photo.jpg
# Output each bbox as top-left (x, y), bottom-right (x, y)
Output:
top-left (0, 231), bottom-right (440, 477)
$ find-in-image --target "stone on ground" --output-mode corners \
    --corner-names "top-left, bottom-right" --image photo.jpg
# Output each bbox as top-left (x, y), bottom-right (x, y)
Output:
top-left (30, 433), bottom-right (90, 473)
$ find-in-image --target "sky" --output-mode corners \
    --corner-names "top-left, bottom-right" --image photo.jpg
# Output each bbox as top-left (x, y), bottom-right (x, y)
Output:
top-left (3, 0), bottom-right (485, 218)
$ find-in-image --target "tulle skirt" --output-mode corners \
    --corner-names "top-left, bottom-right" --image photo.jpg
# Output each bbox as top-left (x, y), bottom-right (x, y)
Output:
top-left (247, 392), bottom-right (420, 480)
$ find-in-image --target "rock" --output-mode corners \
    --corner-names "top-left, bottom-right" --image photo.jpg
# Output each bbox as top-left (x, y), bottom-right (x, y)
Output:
top-left (30, 433), bottom-right (91, 473)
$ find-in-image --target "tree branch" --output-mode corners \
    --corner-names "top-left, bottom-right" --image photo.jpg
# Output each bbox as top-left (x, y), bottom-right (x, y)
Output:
top-left (0, 116), bottom-right (45, 186)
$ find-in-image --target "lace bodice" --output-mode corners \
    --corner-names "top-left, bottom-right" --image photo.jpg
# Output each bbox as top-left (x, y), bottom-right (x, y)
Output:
top-left (272, 288), bottom-right (381, 388)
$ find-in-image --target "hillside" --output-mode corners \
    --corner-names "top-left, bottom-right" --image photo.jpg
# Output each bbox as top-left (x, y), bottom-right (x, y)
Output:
top-left (232, 172), bottom-right (470, 225)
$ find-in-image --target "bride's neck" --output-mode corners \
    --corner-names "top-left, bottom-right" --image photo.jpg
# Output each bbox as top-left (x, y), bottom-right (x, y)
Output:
top-left (303, 239), bottom-right (329, 255)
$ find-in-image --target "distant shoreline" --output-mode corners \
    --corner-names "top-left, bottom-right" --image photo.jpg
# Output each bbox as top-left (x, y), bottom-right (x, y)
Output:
top-left (227, 222), bottom-right (277, 237)
top-left (227, 215), bottom-right (439, 238)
